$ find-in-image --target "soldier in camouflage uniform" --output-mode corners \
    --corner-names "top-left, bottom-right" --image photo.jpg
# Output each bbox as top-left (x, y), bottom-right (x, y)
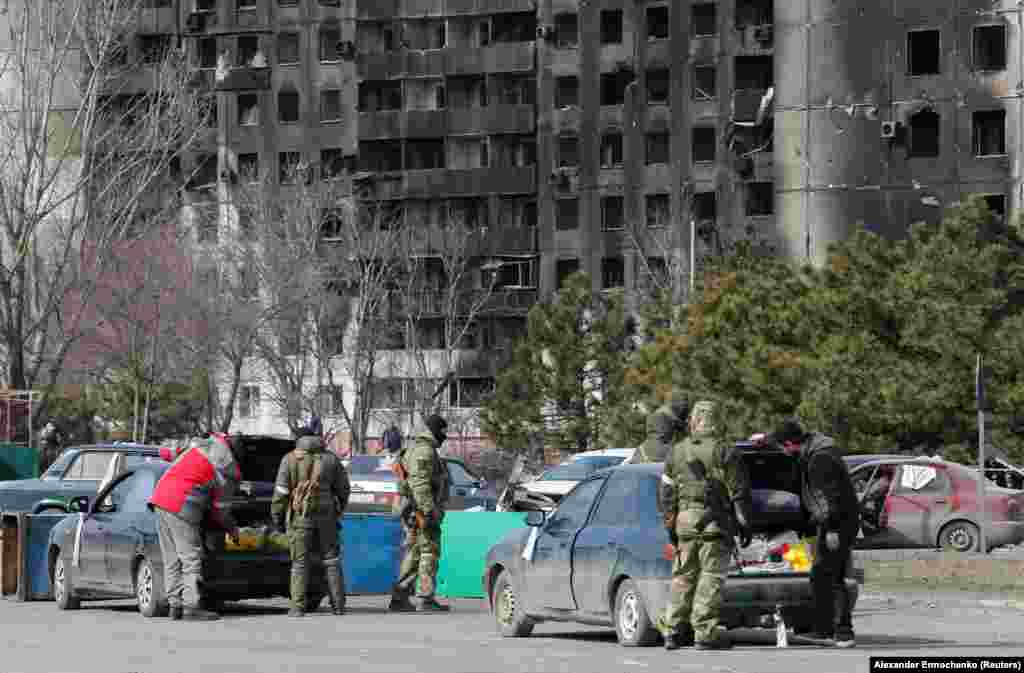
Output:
top-left (389, 414), bottom-right (451, 613)
top-left (631, 398), bottom-right (690, 464)
top-left (271, 433), bottom-right (351, 617)
top-left (659, 400), bottom-right (753, 650)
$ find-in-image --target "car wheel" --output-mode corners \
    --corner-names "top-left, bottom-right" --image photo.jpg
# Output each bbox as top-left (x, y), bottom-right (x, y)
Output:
top-left (136, 558), bottom-right (168, 618)
top-left (492, 569), bottom-right (534, 637)
top-left (53, 556), bottom-right (80, 610)
top-left (614, 578), bottom-right (659, 647)
top-left (940, 521), bottom-right (980, 553)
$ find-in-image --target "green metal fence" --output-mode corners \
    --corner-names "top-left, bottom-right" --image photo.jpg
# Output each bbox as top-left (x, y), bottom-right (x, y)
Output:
top-left (0, 444), bottom-right (38, 481)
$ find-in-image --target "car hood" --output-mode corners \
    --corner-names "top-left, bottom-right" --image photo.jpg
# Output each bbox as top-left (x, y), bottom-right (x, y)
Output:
top-left (0, 478), bottom-right (43, 491)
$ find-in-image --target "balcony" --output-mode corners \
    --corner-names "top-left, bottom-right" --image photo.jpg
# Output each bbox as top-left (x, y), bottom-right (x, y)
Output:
top-left (447, 104), bottom-right (534, 135)
top-left (215, 67), bottom-right (271, 91)
top-left (405, 110), bottom-right (448, 138)
top-left (359, 110), bottom-right (403, 138)
top-left (442, 0), bottom-right (534, 15)
top-left (445, 43), bottom-right (535, 75)
top-left (402, 288), bottom-right (538, 317)
top-left (404, 166), bottom-right (535, 197)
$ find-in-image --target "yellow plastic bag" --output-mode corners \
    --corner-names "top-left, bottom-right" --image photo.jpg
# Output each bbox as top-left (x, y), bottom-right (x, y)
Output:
top-left (783, 539), bottom-right (814, 573)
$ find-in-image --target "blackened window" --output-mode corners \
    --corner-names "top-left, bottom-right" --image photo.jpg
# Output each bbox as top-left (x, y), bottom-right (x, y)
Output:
top-left (237, 35), bottom-right (260, 66)
top-left (558, 135), bottom-right (579, 167)
top-left (602, 256), bottom-right (625, 287)
top-left (693, 191), bottom-right (717, 220)
top-left (601, 196), bottom-right (624, 230)
top-left (199, 38), bottom-right (218, 69)
top-left (320, 25), bottom-right (342, 62)
top-left (908, 108), bottom-right (940, 157)
top-left (556, 258), bottom-right (580, 287)
top-left (693, 65), bottom-right (716, 100)
top-left (647, 5), bottom-right (669, 39)
top-left (735, 55), bottom-right (773, 90)
top-left (646, 194), bottom-right (670, 228)
top-left (601, 10), bottom-right (623, 44)
top-left (982, 194), bottom-right (1006, 220)
top-left (279, 151), bottom-right (301, 184)
top-left (238, 93), bottom-right (259, 125)
top-left (646, 132), bottom-right (670, 164)
top-left (278, 33), bottom-right (300, 65)
top-left (556, 76), bottom-right (579, 107)
top-left (745, 181), bottom-right (773, 215)
top-left (692, 126), bottom-right (716, 162)
top-left (238, 152), bottom-right (259, 182)
top-left (139, 34), bottom-right (171, 64)
top-left (600, 132), bottom-right (623, 168)
top-left (693, 3), bottom-right (717, 36)
top-left (321, 148), bottom-right (344, 180)
top-left (321, 89), bottom-right (342, 122)
top-left (973, 25), bottom-right (1006, 71)
top-left (555, 13), bottom-right (579, 47)
top-left (278, 91), bottom-right (300, 123)
top-left (908, 30), bottom-right (940, 75)
top-left (973, 110), bottom-right (1006, 156)
top-left (601, 71), bottom-right (633, 105)
top-left (556, 199), bottom-right (579, 230)
top-left (646, 68), bottom-right (670, 103)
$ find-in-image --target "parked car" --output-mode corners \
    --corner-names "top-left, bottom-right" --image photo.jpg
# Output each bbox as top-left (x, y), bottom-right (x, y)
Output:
top-left (846, 455), bottom-right (1024, 552)
top-left (0, 444), bottom-right (162, 515)
top-left (516, 449), bottom-right (635, 507)
top-left (48, 436), bottom-right (326, 615)
top-left (344, 454), bottom-right (497, 512)
top-left (483, 458), bottom-right (861, 646)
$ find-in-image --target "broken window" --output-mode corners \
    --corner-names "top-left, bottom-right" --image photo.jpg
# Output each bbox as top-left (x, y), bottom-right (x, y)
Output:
top-left (558, 135), bottom-right (579, 168)
top-left (492, 75), bottom-right (535, 105)
top-left (556, 76), bottom-right (579, 108)
top-left (320, 207), bottom-right (345, 239)
top-left (646, 193), bottom-right (670, 227)
top-left (359, 140), bottom-right (402, 172)
top-left (556, 199), bottom-right (579, 230)
top-left (973, 109), bottom-right (1006, 156)
top-left (237, 35), bottom-right (260, 66)
top-left (600, 132), bottom-right (623, 168)
top-left (198, 37), bottom-right (218, 69)
top-left (359, 81), bottom-right (402, 111)
top-left (601, 195), bottom-right (624, 230)
top-left (646, 132), bottom-right (670, 164)
top-left (601, 9), bottom-right (623, 44)
top-left (745, 181), bottom-right (773, 215)
top-left (237, 93), bottom-right (260, 125)
top-left (974, 24), bottom-right (1006, 71)
top-left (555, 13), bottom-right (579, 47)
top-left (692, 126), bottom-right (716, 162)
top-left (982, 194), bottom-right (1006, 220)
top-left (908, 108), bottom-right (940, 157)
top-left (693, 65), bottom-right (716, 100)
top-left (693, 191), bottom-right (717, 221)
top-left (646, 68), bottom-right (670, 104)
top-left (735, 55), bottom-right (773, 90)
top-left (278, 90), bottom-right (300, 123)
top-left (402, 19), bottom-right (446, 50)
top-left (601, 70), bottom-right (633, 105)
top-left (492, 13), bottom-right (536, 43)
top-left (278, 151), bottom-right (302, 184)
top-left (405, 139), bottom-right (446, 170)
top-left (139, 34), bottom-right (172, 64)
top-left (491, 135), bottom-right (536, 167)
top-left (557, 258), bottom-right (580, 287)
top-left (238, 152), bottom-right (259, 182)
top-left (908, 29), bottom-right (940, 76)
top-left (447, 75), bottom-right (487, 109)
top-left (602, 256), bottom-right (625, 288)
top-left (190, 153), bottom-right (218, 189)
top-left (735, 0), bottom-right (772, 28)
top-left (278, 32), bottom-right (300, 65)
top-left (320, 24), bottom-right (342, 62)
top-left (498, 196), bottom-right (538, 229)
top-left (321, 147), bottom-right (344, 180)
top-left (693, 3), bottom-right (717, 36)
top-left (449, 197), bottom-right (489, 228)
top-left (321, 89), bottom-right (342, 123)
top-left (647, 5), bottom-right (669, 39)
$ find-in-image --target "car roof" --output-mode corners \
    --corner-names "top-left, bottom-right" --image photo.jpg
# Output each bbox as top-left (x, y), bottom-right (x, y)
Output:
top-left (572, 448), bottom-right (634, 458)
top-left (64, 443), bottom-right (161, 454)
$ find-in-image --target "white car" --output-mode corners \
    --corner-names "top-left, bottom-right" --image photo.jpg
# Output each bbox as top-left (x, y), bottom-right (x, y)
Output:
top-left (520, 448), bottom-right (635, 506)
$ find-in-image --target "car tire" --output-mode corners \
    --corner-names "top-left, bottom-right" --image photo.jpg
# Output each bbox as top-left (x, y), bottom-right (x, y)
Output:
top-left (53, 556), bottom-right (80, 610)
top-left (939, 521), bottom-right (980, 553)
top-left (492, 569), bottom-right (534, 637)
top-left (613, 578), bottom-right (659, 647)
top-left (136, 558), bottom-right (169, 618)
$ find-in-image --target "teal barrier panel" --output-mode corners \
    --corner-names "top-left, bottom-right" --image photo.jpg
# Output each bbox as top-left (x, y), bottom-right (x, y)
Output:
top-left (20, 513), bottom-right (67, 600)
top-left (341, 513), bottom-right (402, 595)
top-left (0, 444), bottom-right (38, 481)
top-left (437, 511), bottom-right (527, 599)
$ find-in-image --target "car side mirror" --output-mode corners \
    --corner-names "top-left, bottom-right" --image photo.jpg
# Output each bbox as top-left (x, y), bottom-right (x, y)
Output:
top-left (525, 510), bottom-right (546, 527)
top-left (69, 496), bottom-right (90, 513)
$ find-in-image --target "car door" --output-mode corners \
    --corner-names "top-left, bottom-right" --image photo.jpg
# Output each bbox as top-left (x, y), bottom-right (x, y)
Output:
top-left (104, 470), bottom-right (158, 592)
top-left (524, 475), bottom-right (606, 613)
top-left (74, 471), bottom-right (132, 590)
top-left (571, 470), bottom-right (641, 616)
top-left (887, 463), bottom-right (953, 547)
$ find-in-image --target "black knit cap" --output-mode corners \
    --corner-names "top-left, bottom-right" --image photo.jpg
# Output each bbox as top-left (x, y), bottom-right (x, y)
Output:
top-left (425, 414), bottom-right (448, 438)
top-left (766, 417), bottom-right (807, 447)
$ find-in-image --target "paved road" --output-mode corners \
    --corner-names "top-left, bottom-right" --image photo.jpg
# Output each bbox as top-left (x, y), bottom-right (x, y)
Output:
top-left (2, 593), bottom-right (1022, 673)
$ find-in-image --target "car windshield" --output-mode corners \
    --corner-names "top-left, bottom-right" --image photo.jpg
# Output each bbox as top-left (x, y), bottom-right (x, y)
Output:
top-left (348, 456), bottom-right (396, 481)
top-left (540, 456), bottom-right (623, 481)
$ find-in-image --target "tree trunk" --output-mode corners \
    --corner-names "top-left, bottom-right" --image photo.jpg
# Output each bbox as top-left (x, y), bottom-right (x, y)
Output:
top-left (218, 359), bottom-right (242, 433)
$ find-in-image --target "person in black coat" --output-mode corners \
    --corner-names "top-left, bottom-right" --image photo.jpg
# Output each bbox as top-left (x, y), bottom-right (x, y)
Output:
top-left (764, 418), bottom-right (858, 648)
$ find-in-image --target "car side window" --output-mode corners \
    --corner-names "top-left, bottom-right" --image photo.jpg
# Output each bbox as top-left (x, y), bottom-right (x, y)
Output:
top-left (592, 472), bottom-right (642, 526)
top-left (117, 471), bottom-right (156, 513)
top-left (64, 452), bottom-right (113, 480)
top-left (894, 464), bottom-right (949, 494)
top-left (545, 477), bottom-right (605, 533)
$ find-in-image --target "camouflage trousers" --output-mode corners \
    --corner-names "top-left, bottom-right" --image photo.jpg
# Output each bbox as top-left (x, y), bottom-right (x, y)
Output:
top-left (659, 534), bottom-right (731, 643)
top-left (395, 520), bottom-right (442, 599)
top-left (288, 516), bottom-right (342, 611)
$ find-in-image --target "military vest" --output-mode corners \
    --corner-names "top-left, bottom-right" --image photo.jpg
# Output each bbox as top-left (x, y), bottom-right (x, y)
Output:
top-left (671, 436), bottom-right (735, 537)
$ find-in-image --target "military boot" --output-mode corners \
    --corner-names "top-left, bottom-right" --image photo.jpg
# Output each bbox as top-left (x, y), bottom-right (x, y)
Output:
top-left (388, 585), bottom-right (417, 612)
top-left (664, 627), bottom-right (694, 650)
top-left (326, 565), bottom-right (346, 616)
top-left (288, 607), bottom-right (305, 618)
top-left (416, 596), bottom-right (450, 612)
top-left (169, 605), bottom-right (183, 621)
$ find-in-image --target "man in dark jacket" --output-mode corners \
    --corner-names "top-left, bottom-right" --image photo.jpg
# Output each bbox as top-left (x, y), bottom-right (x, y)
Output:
top-left (766, 418), bottom-right (858, 648)
top-left (630, 398), bottom-right (689, 464)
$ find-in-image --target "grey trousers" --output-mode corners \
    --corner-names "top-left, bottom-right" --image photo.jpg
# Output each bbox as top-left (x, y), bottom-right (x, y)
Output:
top-left (157, 509), bottom-right (205, 609)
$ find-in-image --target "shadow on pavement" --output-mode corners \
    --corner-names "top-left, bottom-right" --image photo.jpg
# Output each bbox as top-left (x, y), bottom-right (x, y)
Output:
top-left (537, 629), bottom-right (982, 650)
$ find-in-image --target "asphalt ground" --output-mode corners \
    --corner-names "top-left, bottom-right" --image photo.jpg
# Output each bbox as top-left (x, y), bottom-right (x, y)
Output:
top-left (2, 591), bottom-right (1023, 673)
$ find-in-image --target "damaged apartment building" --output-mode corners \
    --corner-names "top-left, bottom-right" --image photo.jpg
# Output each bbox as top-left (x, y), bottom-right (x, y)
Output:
top-left (140, 0), bottom-right (1021, 434)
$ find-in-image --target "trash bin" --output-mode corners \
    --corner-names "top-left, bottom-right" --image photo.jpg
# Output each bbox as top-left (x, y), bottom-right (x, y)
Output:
top-left (0, 516), bottom-right (19, 596)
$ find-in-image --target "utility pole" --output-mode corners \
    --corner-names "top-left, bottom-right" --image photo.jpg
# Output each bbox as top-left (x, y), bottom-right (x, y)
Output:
top-left (977, 353), bottom-right (988, 554)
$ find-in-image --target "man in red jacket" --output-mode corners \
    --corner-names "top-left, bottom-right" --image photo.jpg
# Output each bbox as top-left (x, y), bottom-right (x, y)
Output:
top-left (149, 434), bottom-right (241, 621)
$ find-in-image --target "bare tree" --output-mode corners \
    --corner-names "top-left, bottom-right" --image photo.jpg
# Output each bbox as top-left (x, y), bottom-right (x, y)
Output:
top-left (0, 0), bottom-right (206, 421)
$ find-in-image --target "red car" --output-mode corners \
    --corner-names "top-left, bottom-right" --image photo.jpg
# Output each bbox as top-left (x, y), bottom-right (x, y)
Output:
top-left (846, 455), bottom-right (1024, 552)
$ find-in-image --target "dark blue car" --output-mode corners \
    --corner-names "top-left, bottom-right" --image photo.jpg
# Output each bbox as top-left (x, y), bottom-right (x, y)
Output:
top-left (0, 444), bottom-right (160, 514)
